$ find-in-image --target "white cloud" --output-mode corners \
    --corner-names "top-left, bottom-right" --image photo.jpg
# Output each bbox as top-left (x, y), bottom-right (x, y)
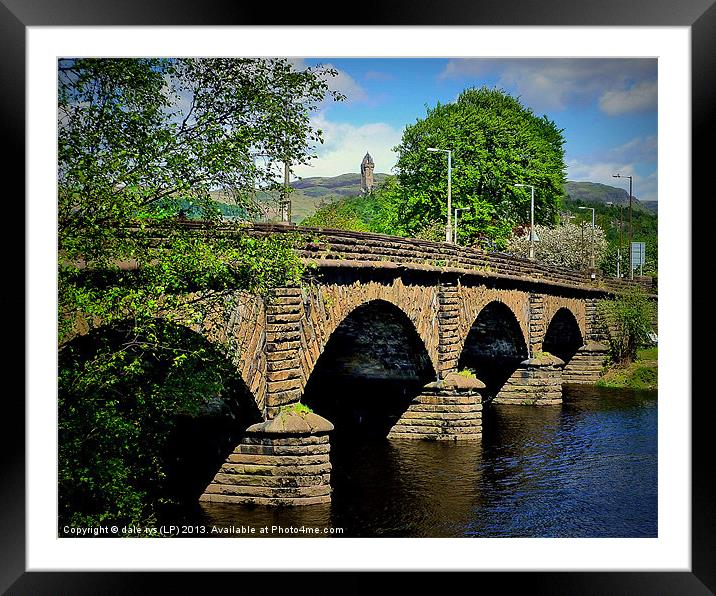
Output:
top-left (438, 58), bottom-right (657, 116)
top-left (438, 59), bottom-right (491, 80)
top-left (292, 114), bottom-right (402, 178)
top-left (327, 64), bottom-right (368, 104)
top-left (606, 135), bottom-right (657, 164)
top-left (599, 80), bottom-right (658, 116)
top-left (290, 58), bottom-right (368, 105)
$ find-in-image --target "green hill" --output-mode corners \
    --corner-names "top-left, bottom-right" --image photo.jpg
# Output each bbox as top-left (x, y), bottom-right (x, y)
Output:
top-left (268, 172), bottom-right (391, 222)
top-left (212, 176), bottom-right (657, 223)
top-left (292, 172), bottom-right (390, 197)
top-left (564, 181), bottom-right (655, 213)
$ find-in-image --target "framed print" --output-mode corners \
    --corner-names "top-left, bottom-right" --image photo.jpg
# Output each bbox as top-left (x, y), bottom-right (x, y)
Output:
top-left (5, 0), bottom-right (710, 591)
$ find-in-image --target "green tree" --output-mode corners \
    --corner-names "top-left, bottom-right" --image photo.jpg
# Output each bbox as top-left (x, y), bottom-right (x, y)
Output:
top-left (389, 87), bottom-right (566, 247)
top-left (300, 197), bottom-right (369, 231)
top-left (58, 58), bottom-right (343, 261)
top-left (299, 176), bottom-right (406, 236)
top-left (57, 58), bottom-right (341, 528)
top-left (598, 287), bottom-right (656, 364)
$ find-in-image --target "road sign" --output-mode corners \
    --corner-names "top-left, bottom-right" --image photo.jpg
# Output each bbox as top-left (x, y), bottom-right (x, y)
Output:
top-left (631, 242), bottom-right (645, 273)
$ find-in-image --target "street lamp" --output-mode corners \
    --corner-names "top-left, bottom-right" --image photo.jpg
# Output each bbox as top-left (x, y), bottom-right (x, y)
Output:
top-left (248, 152), bottom-right (271, 222)
top-left (453, 207), bottom-right (471, 244)
top-left (514, 184), bottom-right (536, 259)
top-left (427, 147), bottom-right (453, 243)
top-left (578, 206), bottom-right (596, 270)
top-left (605, 201), bottom-right (623, 278)
top-left (612, 173), bottom-right (634, 279)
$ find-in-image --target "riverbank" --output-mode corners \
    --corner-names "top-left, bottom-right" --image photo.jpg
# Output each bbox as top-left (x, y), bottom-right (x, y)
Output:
top-left (595, 347), bottom-right (658, 391)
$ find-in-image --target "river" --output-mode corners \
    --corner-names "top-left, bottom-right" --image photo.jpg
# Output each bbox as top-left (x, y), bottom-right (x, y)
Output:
top-left (178, 384), bottom-right (657, 538)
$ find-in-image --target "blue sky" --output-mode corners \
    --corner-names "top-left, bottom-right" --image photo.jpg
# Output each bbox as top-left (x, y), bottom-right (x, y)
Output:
top-left (290, 58), bottom-right (658, 202)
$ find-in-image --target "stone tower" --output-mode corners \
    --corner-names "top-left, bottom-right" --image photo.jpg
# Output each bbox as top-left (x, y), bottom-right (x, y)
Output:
top-left (360, 152), bottom-right (375, 194)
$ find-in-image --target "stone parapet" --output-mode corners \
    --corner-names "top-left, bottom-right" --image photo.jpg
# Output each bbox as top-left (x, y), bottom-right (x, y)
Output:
top-left (388, 372), bottom-right (484, 441)
top-left (494, 353), bottom-right (565, 405)
top-left (200, 410), bottom-right (334, 506)
top-left (562, 341), bottom-right (608, 385)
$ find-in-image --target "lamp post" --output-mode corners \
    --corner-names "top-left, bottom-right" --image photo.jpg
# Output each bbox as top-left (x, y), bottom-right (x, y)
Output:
top-left (578, 206), bottom-right (596, 270)
top-left (605, 201), bottom-right (623, 278)
top-left (427, 147), bottom-right (453, 243)
top-left (453, 207), bottom-right (471, 244)
top-left (514, 184), bottom-right (535, 259)
top-left (612, 173), bottom-right (633, 279)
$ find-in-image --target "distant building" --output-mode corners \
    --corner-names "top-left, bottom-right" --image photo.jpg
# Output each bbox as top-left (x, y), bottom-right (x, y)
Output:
top-left (360, 152), bottom-right (375, 194)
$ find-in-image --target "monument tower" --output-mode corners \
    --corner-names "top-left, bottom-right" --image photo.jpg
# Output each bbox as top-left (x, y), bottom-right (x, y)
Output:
top-left (360, 152), bottom-right (375, 194)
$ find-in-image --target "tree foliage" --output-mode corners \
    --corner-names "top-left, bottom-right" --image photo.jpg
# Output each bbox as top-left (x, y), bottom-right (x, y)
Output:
top-left (507, 221), bottom-right (608, 270)
top-left (59, 322), bottom-right (260, 529)
top-left (389, 87), bottom-right (567, 247)
top-left (58, 58), bottom-right (343, 263)
top-left (300, 198), bottom-right (370, 232)
top-left (597, 288), bottom-right (656, 364)
top-left (57, 58), bottom-right (341, 528)
top-left (299, 176), bottom-right (407, 236)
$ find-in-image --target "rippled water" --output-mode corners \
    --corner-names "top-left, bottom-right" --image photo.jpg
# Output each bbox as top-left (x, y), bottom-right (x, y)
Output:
top-left (189, 384), bottom-right (657, 538)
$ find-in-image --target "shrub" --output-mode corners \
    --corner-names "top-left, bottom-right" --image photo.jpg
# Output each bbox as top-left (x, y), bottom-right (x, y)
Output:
top-left (598, 287), bottom-right (656, 364)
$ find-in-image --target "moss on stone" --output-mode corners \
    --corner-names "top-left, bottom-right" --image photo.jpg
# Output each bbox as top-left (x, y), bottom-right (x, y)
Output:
top-left (456, 368), bottom-right (477, 379)
top-left (279, 402), bottom-right (314, 416)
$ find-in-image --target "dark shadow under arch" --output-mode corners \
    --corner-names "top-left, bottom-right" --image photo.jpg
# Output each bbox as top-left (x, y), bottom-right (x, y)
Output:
top-left (457, 301), bottom-right (529, 399)
top-left (302, 299), bottom-right (436, 439)
top-left (543, 307), bottom-right (584, 364)
top-left (58, 319), bottom-right (261, 527)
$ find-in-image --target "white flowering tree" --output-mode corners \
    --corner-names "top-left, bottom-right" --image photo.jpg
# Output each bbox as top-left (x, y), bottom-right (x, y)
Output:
top-left (506, 222), bottom-right (608, 271)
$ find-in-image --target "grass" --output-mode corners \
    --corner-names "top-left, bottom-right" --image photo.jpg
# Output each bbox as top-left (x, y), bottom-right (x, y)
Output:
top-left (596, 346), bottom-right (657, 390)
top-left (456, 369), bottom-right (477, 379)
top-left (278, 402), bottom-right (314, 415)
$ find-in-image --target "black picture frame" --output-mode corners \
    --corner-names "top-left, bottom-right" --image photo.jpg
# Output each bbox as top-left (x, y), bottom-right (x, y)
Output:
top-left (4, 0), bottom-right (708, 591)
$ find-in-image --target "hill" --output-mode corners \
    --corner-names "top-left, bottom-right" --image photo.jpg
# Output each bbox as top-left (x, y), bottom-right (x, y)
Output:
top-left (209, 172), bottom-right (391, 222)
top-left (564, 181), bottom-right (655, 213)
top-left (212, 176), bottom-right (657, 223)
top-left (292, 172), bottom-right (390, 198)
top-left (288, 173), bottom-right (389, 221)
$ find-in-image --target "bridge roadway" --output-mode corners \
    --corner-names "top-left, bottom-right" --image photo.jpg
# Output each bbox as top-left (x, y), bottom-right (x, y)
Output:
top-left (134, 222), bottom-right (658, 506)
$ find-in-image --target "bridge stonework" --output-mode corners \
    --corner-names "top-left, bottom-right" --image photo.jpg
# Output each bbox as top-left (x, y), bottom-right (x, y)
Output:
top-left (560, 296), bottom-right (610, 384)
top-left (452, 283), bottom-right (531, 371)
top-left (147, 224), bottom-right (654, 507)
top-left (294, 276), bottom-right (441, 413)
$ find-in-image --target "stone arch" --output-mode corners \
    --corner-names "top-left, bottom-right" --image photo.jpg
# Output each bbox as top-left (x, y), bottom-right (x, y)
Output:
top-left (543, 307), bottom-right (584, 364)
top-left (541, 295), bottom-right (587, 346)
top-left (457, 300), bottom-right (530, 398)
top-left (59, 317), bottom-right (263, 508)
top-left (64, 289), bottom-right (267, 412)
top-left (454, 292), bottom-right (530, 363)
top-left (300, 297), bottom-right (438, 437)
top-left (297, 279), bottom-right (441, 391)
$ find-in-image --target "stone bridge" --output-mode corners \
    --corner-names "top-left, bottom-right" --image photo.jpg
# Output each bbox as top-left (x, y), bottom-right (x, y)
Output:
top-left (112, 223), bottom-right (657, 507)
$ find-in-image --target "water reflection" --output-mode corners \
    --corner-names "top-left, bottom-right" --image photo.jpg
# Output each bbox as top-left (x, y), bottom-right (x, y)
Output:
top-left (179, 385), bottom-right (657, 538)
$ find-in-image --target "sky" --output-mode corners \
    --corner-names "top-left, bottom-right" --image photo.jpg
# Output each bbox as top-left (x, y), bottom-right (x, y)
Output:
top-left (289, 58), bottom-right (658, 203)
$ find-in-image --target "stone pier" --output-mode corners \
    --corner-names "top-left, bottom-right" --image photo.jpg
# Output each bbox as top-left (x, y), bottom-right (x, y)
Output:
top-left (200, 409), bottom-right (334, 506)
top-left (388, 372), bottom-right (484, 440)
top-left (494, 352), bottom-right (565, 405)
top-left (562, 341), bottom-right (609, 385)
